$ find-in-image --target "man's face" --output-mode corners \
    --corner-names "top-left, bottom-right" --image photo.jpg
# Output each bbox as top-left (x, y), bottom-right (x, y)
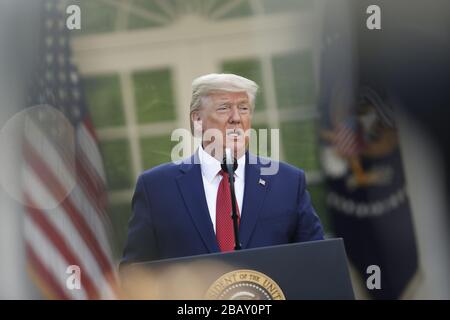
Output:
top-left (192, 90), bottom-right (252, 159)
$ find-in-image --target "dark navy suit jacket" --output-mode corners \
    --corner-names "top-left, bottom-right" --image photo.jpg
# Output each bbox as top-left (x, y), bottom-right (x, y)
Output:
top-left (121, 152), bottom-right (324, 264)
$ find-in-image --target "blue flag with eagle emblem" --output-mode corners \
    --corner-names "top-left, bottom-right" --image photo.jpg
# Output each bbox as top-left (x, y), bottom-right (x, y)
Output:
top-left (317, 0), bottom-right (418, 299)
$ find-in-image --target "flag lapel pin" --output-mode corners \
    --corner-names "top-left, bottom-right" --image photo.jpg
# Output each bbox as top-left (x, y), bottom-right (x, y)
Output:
top-left (259, 178), bottom-right (266, 186)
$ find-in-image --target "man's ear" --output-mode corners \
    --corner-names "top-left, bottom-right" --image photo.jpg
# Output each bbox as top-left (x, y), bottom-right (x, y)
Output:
top-left (191, 111), bottom-right (203, 136)
top-left (191, 110), bottom-right (201, 122)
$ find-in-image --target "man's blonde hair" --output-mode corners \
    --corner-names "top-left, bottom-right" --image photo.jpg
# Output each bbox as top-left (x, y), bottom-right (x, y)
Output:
top-left (190, 73), bottom-right (258, 113)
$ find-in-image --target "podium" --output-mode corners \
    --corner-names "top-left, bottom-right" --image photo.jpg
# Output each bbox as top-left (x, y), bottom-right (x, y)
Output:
top-left (121, 238), bottom-right (354, 300)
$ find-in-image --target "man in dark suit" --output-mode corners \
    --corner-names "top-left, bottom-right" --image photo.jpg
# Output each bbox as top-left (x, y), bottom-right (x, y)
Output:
top-left (122, 73), bottom-right (324, 264)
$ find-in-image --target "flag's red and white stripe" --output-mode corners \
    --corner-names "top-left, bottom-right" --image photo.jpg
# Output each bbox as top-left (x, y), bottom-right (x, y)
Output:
top-left (23, 118), bottom-right (119, 299)
top-left (334, 123), bottom-right (364, 157)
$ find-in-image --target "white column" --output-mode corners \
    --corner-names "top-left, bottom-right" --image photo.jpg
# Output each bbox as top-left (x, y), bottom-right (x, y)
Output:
top-left (397, 111), bottom-right (450, 299)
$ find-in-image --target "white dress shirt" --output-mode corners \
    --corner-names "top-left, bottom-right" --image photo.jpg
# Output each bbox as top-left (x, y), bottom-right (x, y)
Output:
top-left (198, 145), bottom-right (245, 233)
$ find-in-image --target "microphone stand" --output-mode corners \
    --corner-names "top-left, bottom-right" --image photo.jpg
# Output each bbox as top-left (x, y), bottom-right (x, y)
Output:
top-left (222, 149), bottom-right (241, 251)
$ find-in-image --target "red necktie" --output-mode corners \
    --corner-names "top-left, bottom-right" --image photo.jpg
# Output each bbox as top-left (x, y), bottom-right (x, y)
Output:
top-left (216, 170), bottom-right (240, 252)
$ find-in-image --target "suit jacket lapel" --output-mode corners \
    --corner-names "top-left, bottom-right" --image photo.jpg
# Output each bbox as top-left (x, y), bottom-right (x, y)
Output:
top-left (176, 154), bottom-right (220, 253)
top-left (239, 153), bottom-right (269, 249)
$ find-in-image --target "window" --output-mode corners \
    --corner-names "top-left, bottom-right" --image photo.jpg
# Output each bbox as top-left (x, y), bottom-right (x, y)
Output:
top-left (133, 69), bottom-right (176, 124)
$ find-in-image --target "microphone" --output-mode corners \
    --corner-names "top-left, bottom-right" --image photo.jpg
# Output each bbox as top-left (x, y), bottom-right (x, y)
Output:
top-left (221, 148), bottom-right (241, 251)
top-left (221, 148), bottom-right (238, 174)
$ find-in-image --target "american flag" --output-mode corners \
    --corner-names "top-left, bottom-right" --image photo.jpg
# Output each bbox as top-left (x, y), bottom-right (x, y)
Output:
top-left (22, 0), bottom-right (118, 299)
top-left (333, 118), bottom-right (365, 157)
